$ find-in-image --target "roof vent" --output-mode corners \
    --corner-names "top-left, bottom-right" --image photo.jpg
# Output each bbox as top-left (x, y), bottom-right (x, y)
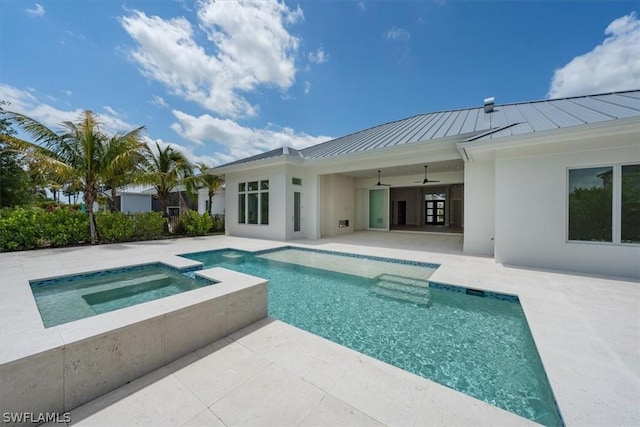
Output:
top-left (484, 97), bottom-right (495, 113)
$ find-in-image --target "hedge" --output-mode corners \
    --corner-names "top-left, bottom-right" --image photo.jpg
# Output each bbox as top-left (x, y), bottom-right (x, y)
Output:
top-left (0, 208), bottom-right (222, 251)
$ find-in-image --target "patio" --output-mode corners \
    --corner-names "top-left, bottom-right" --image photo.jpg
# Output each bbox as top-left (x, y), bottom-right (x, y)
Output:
top-left (1, 232), bottom-right (638, 426)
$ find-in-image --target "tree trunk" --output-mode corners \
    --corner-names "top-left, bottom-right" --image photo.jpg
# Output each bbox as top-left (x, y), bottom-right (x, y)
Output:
top-left (208, 192), bottom-right (214, 216)
top-left (111, 187), bottom-right (118, 212)
top-left (84, 193), bottom-right (98, 244)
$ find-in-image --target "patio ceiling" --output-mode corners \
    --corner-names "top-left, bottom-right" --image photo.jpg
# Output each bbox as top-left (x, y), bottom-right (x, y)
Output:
top-left (339, 159), bottom-right (464, 180)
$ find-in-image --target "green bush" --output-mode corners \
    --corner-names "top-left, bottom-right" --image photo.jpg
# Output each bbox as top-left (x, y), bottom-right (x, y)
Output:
top-left (40, 209), bottom-right (89, 247)
top-left (95, 211), bottom-right (136, 243)
top-left (0, 207), bottom-right (89, 251)
top-left (0, 208), bottom-right (176, 252)
top-left (95, 211), bottom-right (166, 243)
top-left (132, 212), bottom-right (165, 240)
top-left (180, 210), bottom-right (212, 236)
top-left (0, 207), bottom-right (41, 250)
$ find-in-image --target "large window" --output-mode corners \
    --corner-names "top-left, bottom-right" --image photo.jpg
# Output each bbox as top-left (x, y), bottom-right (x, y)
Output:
top-left (238, 180), bottom-right (269, 225)
top-left (622, 164), bottom-right (640, 243)
top-left (568, 164), bottom-right (638, 244)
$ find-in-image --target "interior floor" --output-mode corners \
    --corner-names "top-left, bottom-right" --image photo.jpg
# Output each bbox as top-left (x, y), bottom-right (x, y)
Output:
top-left (389, 224), bottom-right (463, 234)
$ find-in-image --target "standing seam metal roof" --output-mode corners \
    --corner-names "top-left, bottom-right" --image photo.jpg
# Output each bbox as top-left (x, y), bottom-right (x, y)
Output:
top-left (300, 90), bottom-right (639, 158)
top-left (218, 90), bottom-right (640, 168)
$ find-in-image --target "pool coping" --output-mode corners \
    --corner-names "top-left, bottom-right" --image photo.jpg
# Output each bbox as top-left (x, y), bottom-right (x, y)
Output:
top-left (1, 235), bottom-right (638, 426)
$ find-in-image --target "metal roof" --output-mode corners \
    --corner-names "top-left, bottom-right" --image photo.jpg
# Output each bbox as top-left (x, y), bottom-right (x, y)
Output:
top-left (219, 90), bottom-right (640, 168)
top-left (219, 146), bottom-right (303, 168)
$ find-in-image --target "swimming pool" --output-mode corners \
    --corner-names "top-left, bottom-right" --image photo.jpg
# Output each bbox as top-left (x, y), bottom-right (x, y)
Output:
top-left (181, 246), bottom-right (563, 426)
top-left (30, 263), bottom-right (214, 327)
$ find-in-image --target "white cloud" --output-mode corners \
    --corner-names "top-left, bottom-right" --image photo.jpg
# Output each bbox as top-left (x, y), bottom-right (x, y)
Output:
top-left (384, 27), bottom-right (410, 42)
top-left (1, 84), bottom-right (136, 136)
top-left (150, 95), bottom-right (168, 108)
top-left (170, 109), bottom-right (331, 163)
top-left (26, 3), bottom-right (45, 17)
top-left (103, 106), bottom-right (122, 117)
top-left (120, 1), bottom-right (303, 119)
top-left (548, 12), bottom-right (640, 98)
top-left (358, 1), bottom-right (366, 11)
top-left (308, 46), bottom-right (328, 64)
top-left (64, 90), bottom-right (73, 97)
top-left (304, 81), bottom-right (311, 95)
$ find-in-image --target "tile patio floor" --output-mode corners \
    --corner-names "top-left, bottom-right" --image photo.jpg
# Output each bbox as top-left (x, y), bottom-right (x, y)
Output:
top-left (1, 232), bottom-right (638, 426)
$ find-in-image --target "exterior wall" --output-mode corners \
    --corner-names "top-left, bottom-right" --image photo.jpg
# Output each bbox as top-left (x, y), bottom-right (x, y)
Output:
top-left (494, 144), bottom-right (639, 278)
top-left (284, 165), bottom-right (320, 240)
top-left (320, 173), bottom-right (355, 237)
top-left (120, 193), bottom-right (151, 213)
top-left (225, 166), bottom-right (287, 240)
top-left (354, 189), bottom-right (368, 230)
top-left (463, 161), bottom-right (495, 255)
top-left (198, 187), bottom-right (226, 215)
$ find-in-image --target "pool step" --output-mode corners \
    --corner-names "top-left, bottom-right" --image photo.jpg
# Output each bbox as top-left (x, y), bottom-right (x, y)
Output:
top-left (82, 274), bottom-right (173, 305)
top-left (370, 275), bottom-right (431, 307)
top-left (376, 274), bottom-right (431, 288)
top-left (77, 273), bottom-right (173, 297)
top-left (221, 252), bottom-right (245, 264)
top-left (376, 279), bottom-right (430, 297)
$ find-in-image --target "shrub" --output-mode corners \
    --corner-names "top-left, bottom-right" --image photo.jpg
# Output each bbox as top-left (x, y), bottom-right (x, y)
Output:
top-left (95, 211), bottom-right (135, 243)
top-left (0, 207), bottom-right (41, 251)
top-left (132, 212), bottom-right (165, 240)
top-left (180, 210), bottom-right (212, 236)
top-left (40, 209), bottom-right (89, 247)
top-left (0, 207), bottom-right (89, 251)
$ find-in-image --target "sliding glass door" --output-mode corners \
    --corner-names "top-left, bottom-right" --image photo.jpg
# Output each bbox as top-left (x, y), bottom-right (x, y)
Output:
top-left (369, 189), bottom-right (388, 229)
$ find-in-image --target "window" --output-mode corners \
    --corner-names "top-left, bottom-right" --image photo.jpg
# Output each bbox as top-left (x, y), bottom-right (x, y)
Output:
top-left (292, 177), bottom-right (302, 186)
top-left (238, 179), bottom-right (269, 225)
top-left (622, 164), bottom-right (640, 243)
top-left (238, 193), bottom-right (246, 224)
top-left (568, 167), bottom-right (612, 242)
top-left (568, 164), bottom-right (639, 244)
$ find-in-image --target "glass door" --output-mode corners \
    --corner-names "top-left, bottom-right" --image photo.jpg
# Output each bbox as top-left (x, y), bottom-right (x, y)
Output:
top-left (369, 189), bottom-right (388, 229)
top-left (293, 191), bottom-right (301, 232)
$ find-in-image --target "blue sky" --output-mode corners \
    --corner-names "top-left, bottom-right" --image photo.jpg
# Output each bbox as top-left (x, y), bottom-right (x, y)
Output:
top-left (2, 0), bottom-right (639, 166)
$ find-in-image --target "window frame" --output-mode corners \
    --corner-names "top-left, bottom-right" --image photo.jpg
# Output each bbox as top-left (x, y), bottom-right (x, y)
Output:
top-left (237, 179), bottom-right (269, 225)
top-left (566, 163), bottom-right (638, 246)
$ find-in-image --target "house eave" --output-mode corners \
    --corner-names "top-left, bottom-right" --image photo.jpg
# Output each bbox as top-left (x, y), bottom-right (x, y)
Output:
top-left (457, 117), bottom-right (640, 162)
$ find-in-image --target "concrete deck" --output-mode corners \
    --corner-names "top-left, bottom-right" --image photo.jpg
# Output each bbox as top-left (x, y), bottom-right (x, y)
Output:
top-left (1, 232), bottom-right (638, 426)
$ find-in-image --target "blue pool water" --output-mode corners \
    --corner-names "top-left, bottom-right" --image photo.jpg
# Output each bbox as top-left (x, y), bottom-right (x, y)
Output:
top-left (31, 264), bottom-right (214, 327)
top-left (182, 247), bottom-right (563, 426)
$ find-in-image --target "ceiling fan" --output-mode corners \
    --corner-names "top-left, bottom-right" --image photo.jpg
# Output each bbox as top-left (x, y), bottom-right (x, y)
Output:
top-left (375, 170), bottom-right (391, 186)
top-left (415, 165), bottom-right (440, 184)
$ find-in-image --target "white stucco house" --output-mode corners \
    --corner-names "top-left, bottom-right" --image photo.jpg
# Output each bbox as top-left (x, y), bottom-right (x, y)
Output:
top-left (210, 90), bottom-right (640, 278)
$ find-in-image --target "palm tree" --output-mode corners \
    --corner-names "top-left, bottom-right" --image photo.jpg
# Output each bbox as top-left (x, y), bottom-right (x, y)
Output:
top-left (102, 130), bottom-right (150, 212)
top-left (195, 162), bottom-right (224, 217)
top-left (0, 109), bottom-right (147, 243)
top-left (144, 142), bottom-right (195, 216)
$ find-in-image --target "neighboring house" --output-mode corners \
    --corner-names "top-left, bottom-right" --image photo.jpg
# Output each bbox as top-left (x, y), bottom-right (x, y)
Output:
top-left (115, 185), bottom-right (225, 216)
top-left (117, 186), bottom-right (153, 213)
top-left (209, 90), bottom-right (640, 278)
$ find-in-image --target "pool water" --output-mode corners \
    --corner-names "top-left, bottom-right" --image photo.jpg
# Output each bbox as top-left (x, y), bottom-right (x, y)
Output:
top-left (182, 247), bottom-right (563, 426)
top-left (30, 264), bottom-right (213, 327)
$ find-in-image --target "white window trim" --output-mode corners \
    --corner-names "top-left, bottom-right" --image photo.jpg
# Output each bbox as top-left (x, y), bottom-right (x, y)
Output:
top-left (238, 180), bottom-right (269, 225)
top-left (566, 162), bottom-right (638, 246)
